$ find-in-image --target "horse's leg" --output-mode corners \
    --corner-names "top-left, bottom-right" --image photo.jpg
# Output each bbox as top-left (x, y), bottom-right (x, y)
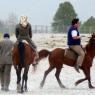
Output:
top-left (16, 66), bottom-right (22, 93)
top-left (83, 68), bottom-right (94, 88)
top-left (75, 77), bottom-right (87, 86)
top-left (75, 68), bottom-right (88, 86)
top-left (55, 68), bottom-right (65, 88)
top-left (16, 67), bottom-right (22, 84)
top-left (21, 65), bottom-right (29, 93)
top-left (40, 66), bottom-right (54, 88)
top-left (24, 65), bottom-right (29, 92)
top-left (75, 69), bottom-right (87, 86)
top-left (75, 68), bottom-right (94, 88)
top-left (21, 69), bottom-right (25, 93)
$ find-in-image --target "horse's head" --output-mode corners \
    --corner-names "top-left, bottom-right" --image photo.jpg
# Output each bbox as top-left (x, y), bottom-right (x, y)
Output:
top-left (88, 33), bottom-right (95, 45)
top-left (86, 33), bottom-right (95, 55)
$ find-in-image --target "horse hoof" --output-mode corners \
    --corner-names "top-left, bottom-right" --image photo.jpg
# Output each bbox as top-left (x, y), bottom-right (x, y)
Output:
top-left (61, 85), bottom-right (66, 88)
top-left (17, 89), bottom-right (24, 93)
top-left (40, 86), bottom-right (43, 89)
top-left (40, 85), bottom-right (44, 89)
top-left (17, 84), bottom-right (21, 93)
top-left (89, 86), bottom-right (95, 89)
top-left (17, 90), bottom-right (22, 93)
top-left (75, 81), bottom-right (80, 86)
top-left (59, 84), bottom-right (66, 88)
top-left (75, 82), bottom-right (78, 86)
top-left (40, 82), bottom-right (44, 88)
top-left (40, 84), bottom-right (43, 89)
top-left (21, 90), bottom-right (24, 93)
top-left (24, 88), bottom-right (28, 92)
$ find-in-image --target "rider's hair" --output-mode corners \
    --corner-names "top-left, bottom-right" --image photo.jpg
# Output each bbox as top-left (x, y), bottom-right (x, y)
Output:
top-left (71, 18), bottom-right (79, 25)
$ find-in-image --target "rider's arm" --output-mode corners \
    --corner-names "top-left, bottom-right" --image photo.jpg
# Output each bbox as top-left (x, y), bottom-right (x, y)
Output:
top-left (71, 30), bottom-right (81, 39)
top-left (29, 24), bottom-right (32, 38)
top-left (15, 26), bottom-right (19, 38)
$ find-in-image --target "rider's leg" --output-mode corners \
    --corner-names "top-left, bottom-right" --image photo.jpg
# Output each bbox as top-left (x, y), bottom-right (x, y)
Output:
top-left (25, 38), bottom-right (39, 59)
top-left (69, 45), bottom-right (85, 73)
top-left (14, 38), bottom-right (22, 47)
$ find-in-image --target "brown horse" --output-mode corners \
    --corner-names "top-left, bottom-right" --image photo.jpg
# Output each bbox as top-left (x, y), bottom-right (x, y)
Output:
top-left (12, 42), bottom-right (37, 93)
top-left (37, 33), bottom-right (95, 89)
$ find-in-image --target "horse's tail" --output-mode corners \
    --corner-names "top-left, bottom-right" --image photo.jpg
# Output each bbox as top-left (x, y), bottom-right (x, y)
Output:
top-left (18, 42), bottom-right (25, 65)
top-left (32, 49), bottom-right (50, 71)
top-left (39, 49), bottom-right (50, 60)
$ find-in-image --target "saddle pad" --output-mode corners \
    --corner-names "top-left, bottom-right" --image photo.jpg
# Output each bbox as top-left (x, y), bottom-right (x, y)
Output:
top-left (64, 48), bottom-right (78, 60)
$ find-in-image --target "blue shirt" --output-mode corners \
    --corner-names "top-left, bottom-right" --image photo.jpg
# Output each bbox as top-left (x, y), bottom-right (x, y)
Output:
top-left (67, 26), bottom-right (80, 45)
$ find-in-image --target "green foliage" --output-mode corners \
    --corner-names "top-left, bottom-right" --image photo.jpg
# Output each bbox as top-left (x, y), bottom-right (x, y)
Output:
top-left (80, 16), bottom-right (95, 33)
top-left (52, 2), bottom-right (77, 33)
top-left (0, 13), bottom-right (17, 34)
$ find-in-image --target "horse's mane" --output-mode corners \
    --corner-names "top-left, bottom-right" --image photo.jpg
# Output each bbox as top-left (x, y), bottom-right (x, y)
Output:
top-left (85, 33), bottom-right (95, 51)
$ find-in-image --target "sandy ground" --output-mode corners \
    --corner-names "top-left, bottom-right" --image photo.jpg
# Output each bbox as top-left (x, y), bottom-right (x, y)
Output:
top-left (0, 33), bottom-right (94, 95)
top-left (10, 33), bottom-right (91, 49)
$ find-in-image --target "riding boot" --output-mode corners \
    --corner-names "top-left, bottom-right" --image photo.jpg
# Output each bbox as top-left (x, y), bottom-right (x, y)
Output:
top-left (32, 46), bottom-right (39, 59)
top-left (74, 64), bottom-right (80, 73)
top-left (31, 48), bottom-right (39, 67)
top-left (29, 41), bottom-right (39, 60)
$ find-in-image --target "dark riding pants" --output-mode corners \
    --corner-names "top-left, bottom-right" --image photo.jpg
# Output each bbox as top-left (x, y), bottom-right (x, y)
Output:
top-left (17, 37), bottom-right (37, 51)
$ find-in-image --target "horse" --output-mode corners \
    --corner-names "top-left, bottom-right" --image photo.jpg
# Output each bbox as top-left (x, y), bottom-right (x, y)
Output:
top-left (12, 42), bottom-right (37, 93)
top-left (37, 33), bottom-right (95, 89)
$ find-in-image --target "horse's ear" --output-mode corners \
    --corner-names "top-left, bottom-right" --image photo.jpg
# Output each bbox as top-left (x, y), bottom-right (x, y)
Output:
top-left (92, 33), bottom-right (94, 36)
top-left (92, 32), bottom-right (95, 36)
top-left (91, 33), bottom-right (94, 38)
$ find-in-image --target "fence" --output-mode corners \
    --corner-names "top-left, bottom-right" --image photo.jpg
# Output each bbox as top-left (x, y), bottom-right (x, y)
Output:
top-left (32, 25), bottom-right (52, 33)
top-left (32, 25), bottom-right (95, 34)
top-left (0, 25), bottom-right (95, 34)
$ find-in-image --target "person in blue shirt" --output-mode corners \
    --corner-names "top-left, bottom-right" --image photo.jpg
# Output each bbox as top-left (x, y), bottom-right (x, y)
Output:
top-left (67, 18), bottom-right (85, 73)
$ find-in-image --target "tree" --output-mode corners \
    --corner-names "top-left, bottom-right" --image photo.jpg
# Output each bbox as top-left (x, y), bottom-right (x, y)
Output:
top-left (80, 16), bottom-right (95, 33)
top-left (52, 2), bottom-right (77, 33)
top-left (0, 20), bottom-right (5, 33)
top-left (5, 13), bottom-right (18, 33)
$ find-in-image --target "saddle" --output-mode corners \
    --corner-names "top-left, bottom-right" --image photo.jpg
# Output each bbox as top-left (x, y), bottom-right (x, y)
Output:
top-left (64, 46), bottom-right (86, 60)
top-left (64, 48), bottom-right (78, 60)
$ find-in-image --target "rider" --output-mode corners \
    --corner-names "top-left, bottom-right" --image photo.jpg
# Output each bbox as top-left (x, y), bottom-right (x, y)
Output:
top-left (15, 16), bottom-right (38, 59)
top-left (67, 18), bottom-right (85, 73)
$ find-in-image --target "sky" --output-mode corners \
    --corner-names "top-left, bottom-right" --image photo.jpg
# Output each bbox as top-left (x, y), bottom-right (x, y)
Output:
top-left (0, 0), bottom-right (95, 25)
